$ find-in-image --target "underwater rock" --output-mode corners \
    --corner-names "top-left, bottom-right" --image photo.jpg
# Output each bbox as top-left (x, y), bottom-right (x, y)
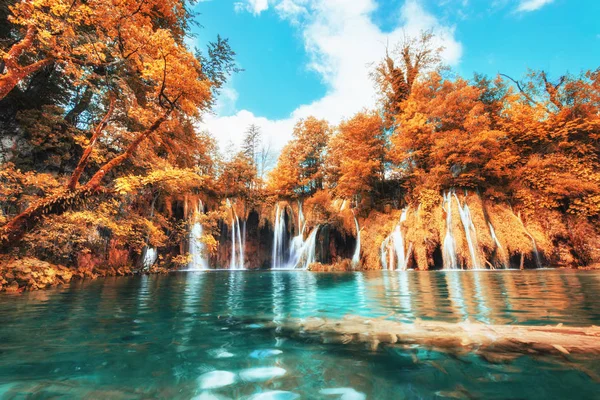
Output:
top-left (320, 388), bottom-right (367, 400)
top-left (191, 393), bottom-right (232, 400)
top-left (207, 349), bottom-right (235, 359)
top-left (249, 349), bottom-right (283, 359)
top-left (248, 391), bottom-right (300, 400)
top-left (196, 371), bottom-right (237, 390)
top-left (239, 367), bottom-right (286, 382)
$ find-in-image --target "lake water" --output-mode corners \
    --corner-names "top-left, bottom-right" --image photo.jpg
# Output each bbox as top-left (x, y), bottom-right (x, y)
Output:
top-left (1, 270), bottom-right (599, 399)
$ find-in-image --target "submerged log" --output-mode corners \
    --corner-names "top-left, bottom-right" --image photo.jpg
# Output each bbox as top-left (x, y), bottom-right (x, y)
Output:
top-left (271, 315), bottom-right (600, 358)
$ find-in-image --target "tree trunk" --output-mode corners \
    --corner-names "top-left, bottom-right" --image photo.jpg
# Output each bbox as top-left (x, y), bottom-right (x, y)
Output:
top-left (0, 111), bottom-right (170, 250)
top-left (67, 98), bottom-right (116, 190)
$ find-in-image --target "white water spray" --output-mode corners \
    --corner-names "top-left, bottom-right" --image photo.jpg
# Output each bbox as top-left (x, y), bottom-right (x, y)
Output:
top-left (517, 213), bottom-right (543, 268)
top-left (381, 236), bottom-right (390, 270)
top-left (442, 192), bottom-right (458, 270)
top-left (488, 222), bottom-right (507, 268)
top-left (454, 194), bottom-right (481, 269)
top-left (272, 203), bottom-right (320, 269)
top-left (142, 247), bottom-right (157, 269)
top-left (187, 200), bottom-right (209, 270)
top-left (227, 199), bottom-right (245, 270)
top-left (352, 213), bottom-right (361, 267)
top-left (381, 209), bottom-right (410, 270)
top-left (272, 204), bottom-right (286, 269)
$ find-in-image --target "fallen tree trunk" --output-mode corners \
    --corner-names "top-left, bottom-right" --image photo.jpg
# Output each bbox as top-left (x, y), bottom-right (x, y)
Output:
top-left (270, 315), bottom-right (600, 359)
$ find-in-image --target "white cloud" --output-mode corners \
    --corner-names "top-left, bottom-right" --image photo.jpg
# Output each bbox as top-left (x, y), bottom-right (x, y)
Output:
top-left (516, 0), bottom-right (554, 12)
top-left (234, 0), bottom-right (271, 15)
top-left (201, 0), bottom-right (462, 154)
top-left (202, 110), bottom-right (296, 153)
top-left (213, 85), bottom-right (239, 116)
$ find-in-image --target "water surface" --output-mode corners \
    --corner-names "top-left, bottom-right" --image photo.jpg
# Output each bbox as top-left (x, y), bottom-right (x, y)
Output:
top-left (1, 270), bottom-right (599, 399)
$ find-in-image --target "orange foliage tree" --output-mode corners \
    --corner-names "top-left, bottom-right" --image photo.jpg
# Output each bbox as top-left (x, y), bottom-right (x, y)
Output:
top-left (389, 72), bottom-right (518, 199)
top-left (268, 117), bottom-right (331, 198)
top-left (0, 0), bottom-right (227, 248)
top-left (1, 0), bottom-right (198, 100)
top-left (328, 111), bottom-right (385, 200)
top-left (371, 30), bottom-right (444, 129)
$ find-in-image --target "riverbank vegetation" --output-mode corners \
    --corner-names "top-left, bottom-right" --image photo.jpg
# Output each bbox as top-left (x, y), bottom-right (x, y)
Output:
top-left (1, 2), bottom-right (600, 291)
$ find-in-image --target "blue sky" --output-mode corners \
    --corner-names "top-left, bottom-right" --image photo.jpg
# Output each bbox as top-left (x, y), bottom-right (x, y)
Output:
top-left (192, 0), bottom-right (600, 152)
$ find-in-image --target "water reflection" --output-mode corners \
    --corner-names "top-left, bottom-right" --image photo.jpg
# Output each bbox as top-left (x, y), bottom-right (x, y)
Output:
top-left (1, 270), bottom-right (600, 399)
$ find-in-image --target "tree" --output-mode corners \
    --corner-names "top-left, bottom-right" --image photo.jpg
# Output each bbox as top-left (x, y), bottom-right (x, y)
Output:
top-left (217, 152), bottom-right (257, 200)
top-left (0, 0), bottom-right (237, 248)
top-left (242, 124), bottom-right (261, 166)
top-left (388, 72), bottom-right (519, 199)
top-left (257, 140), bottom-right (276, 181)
top-left (372, 30), bottom-right (444, 129)
top-left (499, 70), bottom-right (600, 215)
top-left (268, 117), bottom-right (330, 198)
top-left (328, 111), bottom-right (385, 200)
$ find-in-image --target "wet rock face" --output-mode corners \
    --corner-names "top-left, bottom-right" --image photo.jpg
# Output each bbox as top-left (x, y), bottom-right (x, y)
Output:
top-left (214, 211), bottom-right (273, 270)
top-left (316, 225), bottom-right (355, 265)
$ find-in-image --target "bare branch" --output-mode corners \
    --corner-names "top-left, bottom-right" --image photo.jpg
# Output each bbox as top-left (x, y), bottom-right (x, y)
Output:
top-left (499, 73), bottom-right (540, 107)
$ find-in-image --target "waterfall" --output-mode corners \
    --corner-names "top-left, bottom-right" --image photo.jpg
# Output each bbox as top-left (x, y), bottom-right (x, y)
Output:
top-left (352, 213), bottom-right (361, 266)
top-left (298, 226), bottom-right (319, 270)
top-left (488, 223), bottom-right (507, 268)
top-left (188, 200), bottom-right (209, 270)
top-left (272, 204), bottom-right (286, 269)
top-left (454, 194), bottom-right (480, 269)
top-left (230, 214), bottom-right (237, 270)
top-left (442, 192), bottom-right (458, 270)
top-left (298, 200), bottom-right (306, 235)
top-left (517, 213), bottom-right (543, 268)
top-left (272, 203), bottom-right (320, 269)
top-left (142, 247), bottom-right (157, 269)
top-left (381, 236), bottom-right (390, 270)
top-left (227, 200), bottom-right (245, 270)
top-left (381, 209), bottom-right (410, 271)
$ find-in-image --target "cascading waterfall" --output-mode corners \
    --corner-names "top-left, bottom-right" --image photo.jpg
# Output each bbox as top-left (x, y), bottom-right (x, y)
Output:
top-left (272, 203), bottom-right (320, 269)
top-left (227, 199), bottom-right (245, 270)
top-left (352, 213), bottom-right (361, 266)
top-left (381, 209), bottom-right (410, 271)
top-left (142, 247), bottom-right (157, 269)
top-left (298, 200), bottom-right (306, 235)
top-left (442, 192), bottom-right (459, 270)
top-left (142, 197), bottom-right (158, 269)
top-left (187, 200), bottom-right (209, 270)
top-left (517, 213), bottom-right (542, 268)
top-left (299, 226), bottom-right (320, 270)
top-left (488, 223), bottom-right (507, 268)
top-left (381, 236), bottom-right (390, 270)
top-left (272, 204), bottom-right (287, 269)
top-left (530, 239), bottom-right (543, 268)
top-left (454, 194), bottom-right (481, 269)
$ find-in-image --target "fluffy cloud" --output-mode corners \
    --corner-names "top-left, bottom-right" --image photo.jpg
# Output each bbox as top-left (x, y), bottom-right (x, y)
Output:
top-left (516, 0), bottom-right (554, 12)
top-left (234, 0), bottom-right (270, 15)
top-left (201, 110), bottom-right (296, 153)
top-left (201, 0), bottom-right (462, 154)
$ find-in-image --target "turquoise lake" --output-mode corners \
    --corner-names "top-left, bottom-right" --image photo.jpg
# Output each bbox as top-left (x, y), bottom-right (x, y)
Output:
top-left (1, 270), bottom-right (599, 399)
